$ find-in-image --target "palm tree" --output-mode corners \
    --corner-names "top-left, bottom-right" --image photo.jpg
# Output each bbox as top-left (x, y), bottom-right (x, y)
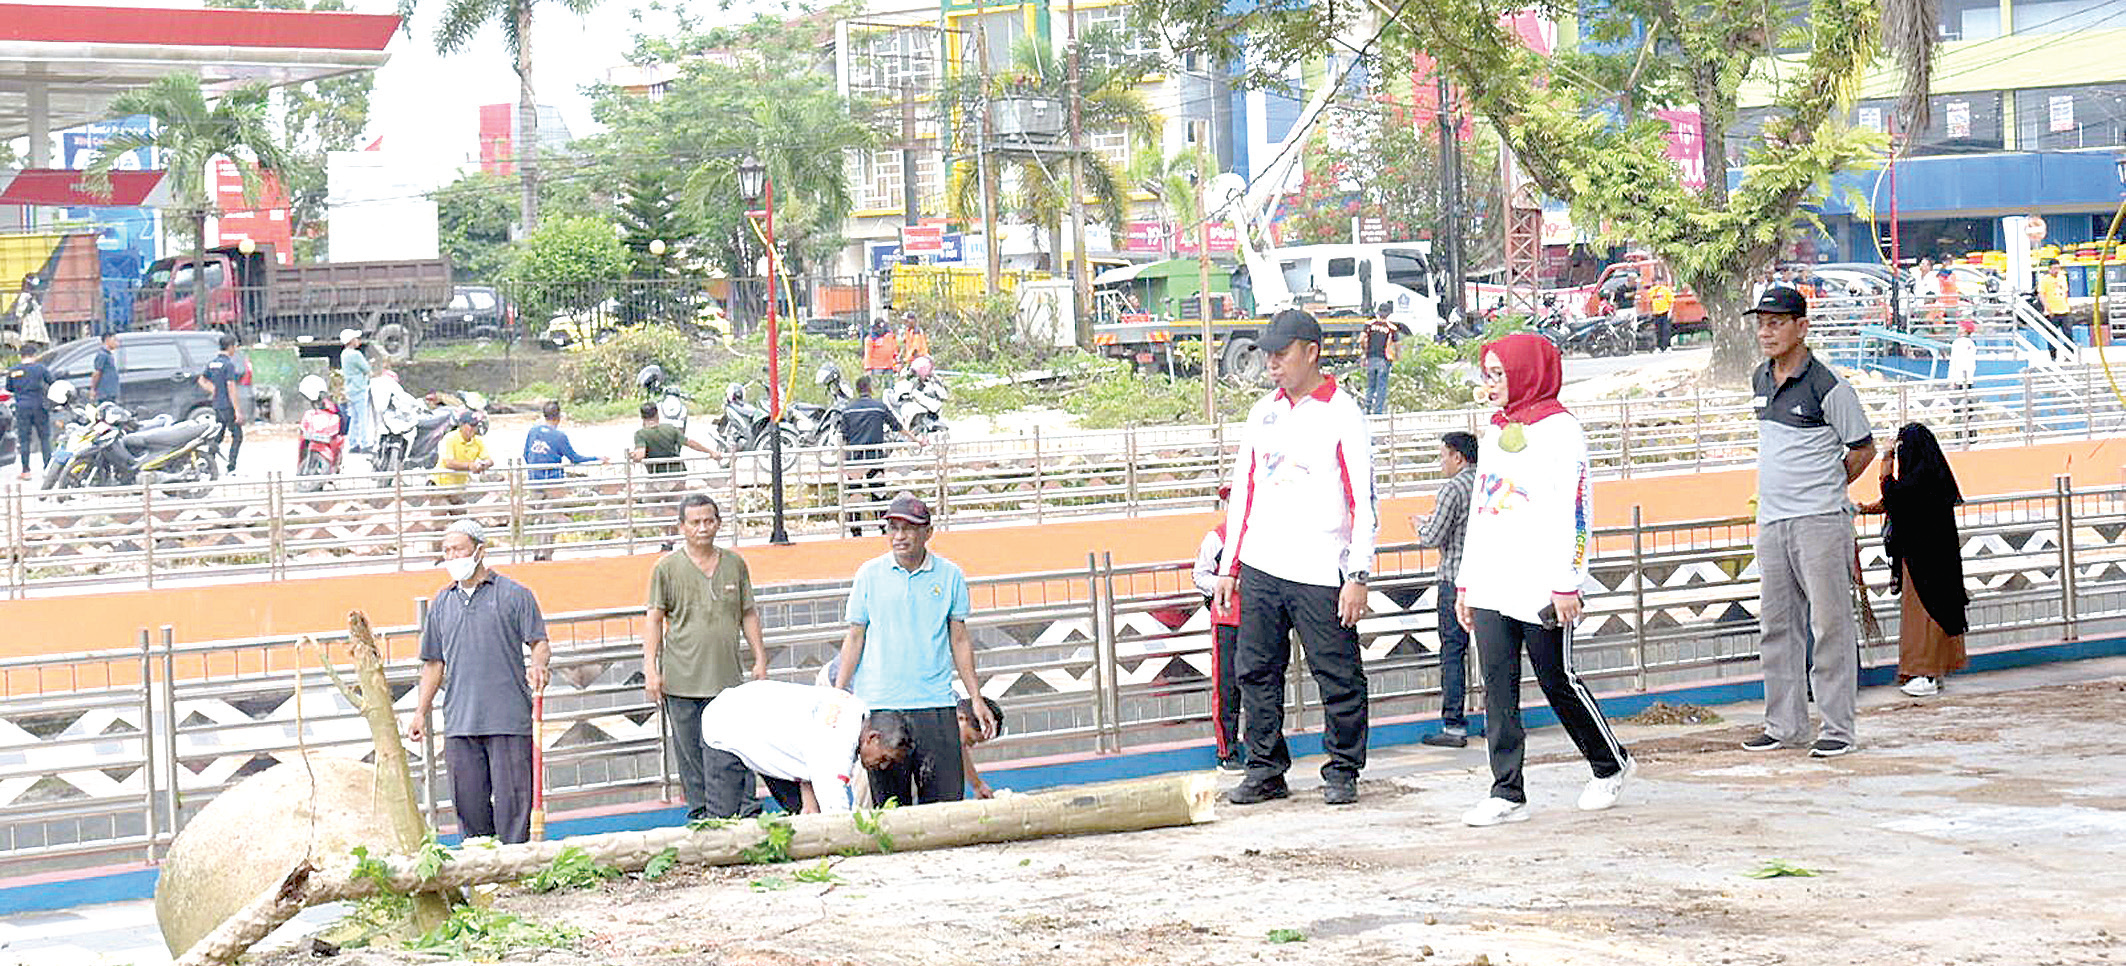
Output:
top-left (84, 73), bottom-right (289, 330)
top-left (405, 0), bottom-right (598, 235)
top-left (1128, 146), bottom-right (1213, 258)
top-left (948, 29), bottom-right (1158, 271)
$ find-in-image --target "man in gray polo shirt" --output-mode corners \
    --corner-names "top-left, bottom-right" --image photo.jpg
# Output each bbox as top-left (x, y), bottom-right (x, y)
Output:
top-left (1744, 286), bottom-right (1877, 758)
top-left (407, 519), bottom-right (552, 843)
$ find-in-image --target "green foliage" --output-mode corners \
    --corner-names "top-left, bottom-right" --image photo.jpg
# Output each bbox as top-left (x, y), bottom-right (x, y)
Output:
top-left (954, 353), bottom-right (1255, 429)
top-left (412, 833), bottom-right (451, 882)
top-left (432, 172), bottom-right (519, 284)
top-left (1266, 928), bottom-right (1307, 943)
top-left (521, 845), bottom-right (624, 892)
top-left (404, 905), bottom-right (582, 958)
top-left (851, 798), bottom-right (899, 853)
top-left (642, 846), bottom-right (679, 881)
top-left (618, 168), bottom-right (697, 280)
top-left (1387, 340), bottom-right (1478, 413)
top-left (792, 859), bottom-right (842, 884)
top-left (556, 324), bottom-right (692, 403)
top-left (742, 815), bottom-right (797, 865)
top-left (84, 72), bottom-right (289, 256)
top-left (335, 892), bottom-right (414, 949)
top-left (687, 814), bottom-right (739, 832)
top-left (749, 875), bottom-right (791, 892)
top-left (349, 845), bottom-right (393, 891)
top-left (503, 214), bottom-right (632, 322)
top-left (1746, 860), bottom-right (1824, 879)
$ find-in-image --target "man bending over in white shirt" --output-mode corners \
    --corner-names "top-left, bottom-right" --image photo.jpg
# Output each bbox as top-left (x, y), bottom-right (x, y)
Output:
top-left (701, 680), bottom-right (912, 813)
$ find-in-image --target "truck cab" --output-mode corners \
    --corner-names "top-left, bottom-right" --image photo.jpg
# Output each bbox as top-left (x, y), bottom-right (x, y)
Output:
top-left (1269, 243), bottom-right (1445, 339)
top-left (134, 247), bottom-right (268, 333)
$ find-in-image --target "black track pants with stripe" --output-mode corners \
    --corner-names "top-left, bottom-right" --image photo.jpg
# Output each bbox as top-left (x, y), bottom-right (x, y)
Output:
top-left (1471, 608), bottom-right (1627, 804)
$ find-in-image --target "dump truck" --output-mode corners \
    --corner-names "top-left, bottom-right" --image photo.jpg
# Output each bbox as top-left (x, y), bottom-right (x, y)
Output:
top-left (1, 230), bottom-right (106, 346)
top-left (133, 244), bottom-right (453, 359)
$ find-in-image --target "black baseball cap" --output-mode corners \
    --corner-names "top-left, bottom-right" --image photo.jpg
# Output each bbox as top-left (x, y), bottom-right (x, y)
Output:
top-left (1256, 309), bottom-right (1323, 353)
top-left (1743, 286), bottom-right (1808, 318)
top-left (884, 492), bottom-right (932, 526)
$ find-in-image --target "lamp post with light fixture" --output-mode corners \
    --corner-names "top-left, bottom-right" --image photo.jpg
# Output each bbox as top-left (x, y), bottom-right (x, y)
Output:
top-left (738, 155), bottom-right (790, 545)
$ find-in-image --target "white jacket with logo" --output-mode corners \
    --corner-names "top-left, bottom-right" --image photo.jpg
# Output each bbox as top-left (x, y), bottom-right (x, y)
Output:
top-left (1457, 411), bottom-right (1592, 623)
top-left (1222, 379), bottom-right (1377, 587)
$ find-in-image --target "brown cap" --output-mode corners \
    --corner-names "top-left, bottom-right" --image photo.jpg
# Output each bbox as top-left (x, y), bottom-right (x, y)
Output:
top-left (884, 492), bottom-right (932, 526)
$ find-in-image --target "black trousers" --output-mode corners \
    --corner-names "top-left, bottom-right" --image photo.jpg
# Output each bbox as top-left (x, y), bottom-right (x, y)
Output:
top-left (14, 408), bottom-right (50, 473)
top-left (1236, 564), bottom-right (1369, 783)
top-left (761, 774), bottom-right (805, 814)
top-left (1436, 581), bottom-right (1471, 730)
top-left (1210, 622), bottom-right (1242, 757)
top-left (667, 695), bottom-right (755, 819)
top-left (444, 734), bottom-right (533, 844)
top-left (1653, 313), bottom-right (1673, 350)
top-left (1470, 609), bottom-right (1627, 804)
top-left (213, 405), bottom-right (242, 469)
top-left (865, 705), bottom-right (963, 806)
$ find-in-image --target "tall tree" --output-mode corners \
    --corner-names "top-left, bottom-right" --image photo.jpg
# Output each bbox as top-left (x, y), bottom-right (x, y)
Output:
top-left (616, 167), bottom-right (694, 279)
top-left (1132, 0), bottom-right (1937, 381)
top-left (946, 29), bottom-right (1158, 272)
top-left (1127, 145), bottom-right (1212, 259)
top-left (431, 170), bottom-right (518, 282)
top-left (585, 13), bottom-right (872, 281)
top-left (84, 73), bottom-right (290, 329)
top-left (206, 0), bottom-right (374, 261)
top-left (401, 0), bottom-right (598, 236)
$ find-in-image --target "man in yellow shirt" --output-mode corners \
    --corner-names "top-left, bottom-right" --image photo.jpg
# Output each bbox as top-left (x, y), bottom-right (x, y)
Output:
top-left (2039, 261), bottom-right (2072, 354)
top-left (433, 412), bottom-right (493, 487)
top-left (1647, 282), bottom-right (1676, 352)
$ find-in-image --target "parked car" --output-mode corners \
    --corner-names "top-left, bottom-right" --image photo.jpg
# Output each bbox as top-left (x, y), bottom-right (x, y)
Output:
top-left (42, 331), bottom-right (254, 424)
top-left (429, 285), bottom-right (516, 341)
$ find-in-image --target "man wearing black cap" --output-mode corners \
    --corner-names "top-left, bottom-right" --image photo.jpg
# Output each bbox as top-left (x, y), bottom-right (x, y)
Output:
top-left (1744, 286), bottom-right (1876, 759)
top-left (1213, 308), bottom-right (1377, 806)
top-left (833, 492), bottom-right (998, 806)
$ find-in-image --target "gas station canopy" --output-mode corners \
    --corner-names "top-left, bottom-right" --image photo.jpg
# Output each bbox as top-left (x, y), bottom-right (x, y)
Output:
top-left (0, 2), bottom-right (399, 141)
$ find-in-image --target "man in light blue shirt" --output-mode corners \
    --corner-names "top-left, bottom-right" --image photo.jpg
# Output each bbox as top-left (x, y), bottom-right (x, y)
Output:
top-left (833, 492), bottom-right (997, 805)
top-left (339, 329), bottom-right (374, 454)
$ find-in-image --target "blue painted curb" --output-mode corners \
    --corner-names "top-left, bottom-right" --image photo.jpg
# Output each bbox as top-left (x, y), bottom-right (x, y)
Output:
top-left (6, 632), bottom-right (2120, 916)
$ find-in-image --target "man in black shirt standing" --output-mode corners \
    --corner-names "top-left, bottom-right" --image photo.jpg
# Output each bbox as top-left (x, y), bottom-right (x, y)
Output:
top-left (91, 332), bottom-right (121, 405)
top-left (196, 333), bottom-right (243, 472)
top-left (5, 344), bottom-right (54, 481)
top-left (840, 375), bottom-right (915, 535)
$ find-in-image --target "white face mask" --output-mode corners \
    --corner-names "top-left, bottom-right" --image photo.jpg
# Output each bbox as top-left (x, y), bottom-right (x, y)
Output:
top-left (442, 553), bottom-right (480, 583)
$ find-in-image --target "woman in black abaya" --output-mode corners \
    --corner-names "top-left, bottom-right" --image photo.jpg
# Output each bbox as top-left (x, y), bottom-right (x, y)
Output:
top-left (1859, 422), bottom-right (1968, 697)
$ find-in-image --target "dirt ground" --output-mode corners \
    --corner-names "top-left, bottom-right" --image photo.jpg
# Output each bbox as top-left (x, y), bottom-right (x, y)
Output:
top-left (268, 675), bottom-right (2126, 966)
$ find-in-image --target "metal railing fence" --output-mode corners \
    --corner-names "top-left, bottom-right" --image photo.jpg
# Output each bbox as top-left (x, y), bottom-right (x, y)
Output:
top-left (4, 477), bottom-right (2125, 878)
top-left (6, 360), bottom-right (2125, 599)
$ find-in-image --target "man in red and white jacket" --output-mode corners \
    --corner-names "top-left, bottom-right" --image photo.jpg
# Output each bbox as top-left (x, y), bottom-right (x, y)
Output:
top-left (1212, 309), bottom-right (1377, 807)
top-left (1190, 484), bottom-right (1245, 772)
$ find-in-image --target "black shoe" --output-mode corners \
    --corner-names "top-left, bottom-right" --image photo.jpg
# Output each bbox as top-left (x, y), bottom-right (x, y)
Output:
top-left (1421, 732), bottom-right (1468, 748)
top-left (1216, 754), bottom-right (1246, 773)
top-left (1223, 778), bottom-right (1289, 805)
top-left (1808, 738), bottom-right (1855, 758)
top-left (1740, 733), bottom-right (1786, 752)
top-left (1322, 777), bottom-right (1358, 806)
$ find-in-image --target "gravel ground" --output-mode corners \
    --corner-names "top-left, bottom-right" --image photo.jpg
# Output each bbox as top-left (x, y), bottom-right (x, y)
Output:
top-left (258, 672), bottom-right (2126, 966)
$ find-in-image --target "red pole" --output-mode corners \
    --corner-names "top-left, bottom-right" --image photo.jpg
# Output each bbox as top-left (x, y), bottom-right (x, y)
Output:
top-left (766, 176), bottom-right (780, 421)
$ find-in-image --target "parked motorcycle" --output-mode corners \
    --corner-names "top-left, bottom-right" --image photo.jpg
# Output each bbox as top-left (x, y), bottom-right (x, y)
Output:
top-left (889, 356), bottom-right (949, 439)
top-left (40, 381), bottom-right (117, 490)
top-left (788, 363), bottom-right (854, 448)
top-left (375, 385), bottom-right (486, 475)
top-left (46, 392), bottom-right (220, 497)
top-left (637, 364), bottom-right (692, 433)
top-left (713, 382), bottom-right (771, 456)
top-left (1435, 310), bottom-right (1483, 346)
top-left (1531, 295), bottom-right (1572, 347)
top-left (1554, 311), bottom-right (1633, 358)
top-left (294, 374), bottom-right (348, 492)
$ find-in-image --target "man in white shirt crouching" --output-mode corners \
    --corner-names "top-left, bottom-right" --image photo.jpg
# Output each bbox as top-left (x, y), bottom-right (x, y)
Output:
top-left (700, 680), bottom-right (910, 813)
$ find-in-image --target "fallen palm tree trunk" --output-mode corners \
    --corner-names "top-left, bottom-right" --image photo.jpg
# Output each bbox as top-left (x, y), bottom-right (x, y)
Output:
top-left (177, 772), bottom-right (1219, 966)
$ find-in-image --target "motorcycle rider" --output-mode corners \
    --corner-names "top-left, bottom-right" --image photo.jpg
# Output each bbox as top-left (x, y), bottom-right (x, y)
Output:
top-left (198, 334), bottom-right (244, 473)
top-left (5, 343), bottom-right (54, 480)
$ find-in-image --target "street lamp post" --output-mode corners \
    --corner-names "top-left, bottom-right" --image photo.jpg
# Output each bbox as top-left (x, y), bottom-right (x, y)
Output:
top-left (739, 156), bottom-right (790, 545)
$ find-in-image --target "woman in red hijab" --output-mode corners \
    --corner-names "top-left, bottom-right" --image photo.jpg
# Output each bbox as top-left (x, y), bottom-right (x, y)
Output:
top-left (1453, 333), bottom-right (1634, 827)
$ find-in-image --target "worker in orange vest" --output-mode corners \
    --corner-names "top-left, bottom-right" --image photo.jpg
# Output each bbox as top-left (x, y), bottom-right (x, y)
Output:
top-left (863, 318), bottom-right (899, 383)
top-left (897, 313), bottom-right (932, 368)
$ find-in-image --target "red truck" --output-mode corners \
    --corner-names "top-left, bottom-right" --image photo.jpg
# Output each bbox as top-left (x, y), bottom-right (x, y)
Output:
top-left (133, 244), bottom-right (453, 359)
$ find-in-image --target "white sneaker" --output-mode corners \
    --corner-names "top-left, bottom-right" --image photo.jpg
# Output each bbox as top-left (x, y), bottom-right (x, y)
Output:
top-left (1900, 676), bottom-right (1939, 697)
top-left (1462, 796), bottom-right (1530, 827)
top-left (1578, 755), bottom-right (1637, 811)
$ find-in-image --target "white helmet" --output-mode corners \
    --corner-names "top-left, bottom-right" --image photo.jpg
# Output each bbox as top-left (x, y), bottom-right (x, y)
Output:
top-left (299, 374), bottom-right (329, 402)
top-left (47, 379), bottom-right (74, 406)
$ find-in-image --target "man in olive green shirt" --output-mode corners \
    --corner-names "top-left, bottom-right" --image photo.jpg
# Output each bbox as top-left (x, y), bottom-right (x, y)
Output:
top-left (631, 401), bottom-right (718, 552)
top-left (646, 493), bottom-right (768, 820)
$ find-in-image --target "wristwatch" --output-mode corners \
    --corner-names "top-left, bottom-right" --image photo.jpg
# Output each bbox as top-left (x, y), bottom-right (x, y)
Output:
top-left (1346, 571), bottom-right (1370, 584)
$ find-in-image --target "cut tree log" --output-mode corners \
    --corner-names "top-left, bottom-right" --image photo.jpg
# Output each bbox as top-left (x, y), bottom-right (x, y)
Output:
top-left (323, 612), bottom-right (452, 933)
top-left (174, 772), bottom-right (1218, 966)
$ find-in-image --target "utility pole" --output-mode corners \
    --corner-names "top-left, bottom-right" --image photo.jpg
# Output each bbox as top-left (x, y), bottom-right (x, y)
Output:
top-left (974, 17), bottom-right (1002, 293)
top-left (1435, 68), bottom-right (1464, 325)
top-left (901, 80), bottom-right (921, 265)
top-left (1066, 0), bottom-right (1092, 347)
top-left (1196, 162), bottom-right (1215, 421)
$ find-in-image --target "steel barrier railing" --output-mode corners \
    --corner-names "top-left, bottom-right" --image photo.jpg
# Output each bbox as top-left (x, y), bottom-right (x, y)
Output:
top-left (3, 477), bottom-right (2125, 878)
top-left (6, 354), bottom-right (2123, 599)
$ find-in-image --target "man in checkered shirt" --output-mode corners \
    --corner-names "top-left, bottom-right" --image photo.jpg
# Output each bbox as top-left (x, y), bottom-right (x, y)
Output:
top-left (1411, 431), bottom-right (1478, 747)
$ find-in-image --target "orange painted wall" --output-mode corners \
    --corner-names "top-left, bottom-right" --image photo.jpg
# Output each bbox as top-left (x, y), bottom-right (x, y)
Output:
top-left (2, 437), bottom-right (2114, 658)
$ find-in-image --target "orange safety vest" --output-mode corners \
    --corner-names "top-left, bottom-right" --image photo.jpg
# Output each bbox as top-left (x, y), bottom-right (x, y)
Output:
top-left (899, 329), bottom-right (930, 363)
top-left (864, 332), bottom-right (899, 370)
